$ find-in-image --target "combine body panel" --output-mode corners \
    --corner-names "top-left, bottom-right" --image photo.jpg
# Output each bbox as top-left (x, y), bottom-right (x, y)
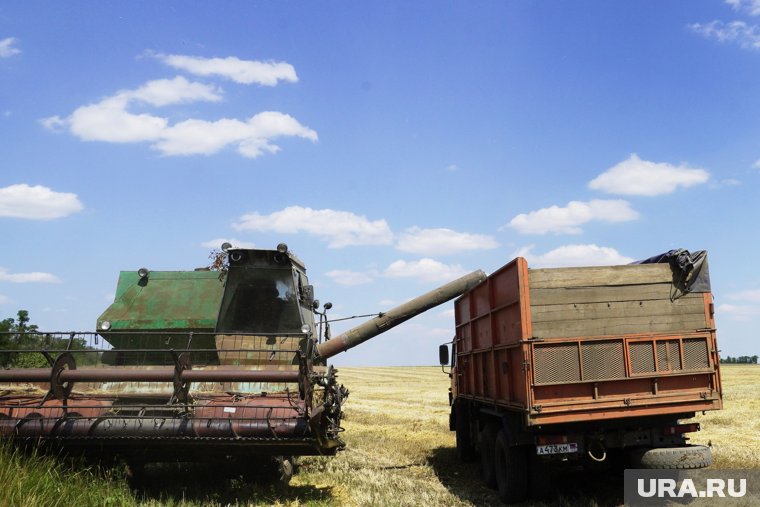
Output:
top-left (0, 245), bottom-right (485, 480)
top-left (442, 252), bottom-right (722, 503)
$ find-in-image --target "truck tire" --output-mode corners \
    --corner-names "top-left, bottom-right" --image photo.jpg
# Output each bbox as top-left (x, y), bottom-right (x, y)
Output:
top-left (479, 424), bottom-right (498, 488)
top-left (455, 401), bottom-right (476, 462)
top-left (629, 445), bottom-right (712, 470)
top-left (494, 430), bottom-right (528, 504)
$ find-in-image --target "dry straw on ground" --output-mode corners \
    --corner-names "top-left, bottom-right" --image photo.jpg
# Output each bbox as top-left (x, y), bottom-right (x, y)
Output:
top-left (0, 364), bottom-right (755, 506)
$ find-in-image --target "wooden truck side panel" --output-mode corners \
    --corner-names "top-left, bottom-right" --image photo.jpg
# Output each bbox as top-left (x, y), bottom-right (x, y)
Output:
top-left (453, 258), bottom-right (722, 427)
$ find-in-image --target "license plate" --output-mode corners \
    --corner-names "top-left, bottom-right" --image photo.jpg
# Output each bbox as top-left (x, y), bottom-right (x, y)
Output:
top-left (536, 443), bottom-right (578, 455)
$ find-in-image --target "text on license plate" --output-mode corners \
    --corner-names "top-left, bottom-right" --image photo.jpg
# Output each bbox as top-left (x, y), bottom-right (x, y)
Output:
top-left (536, 443), bottom-right (578, 455)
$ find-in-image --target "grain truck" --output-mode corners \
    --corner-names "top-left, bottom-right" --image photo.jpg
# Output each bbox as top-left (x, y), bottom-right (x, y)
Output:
top-left (0, 244), bottom-right (486, 482)
top-left (439, 250), bottom-right (721, 503)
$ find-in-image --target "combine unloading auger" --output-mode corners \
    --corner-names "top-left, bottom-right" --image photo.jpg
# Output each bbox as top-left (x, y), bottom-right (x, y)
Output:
top-left (0, 245), bottom-right (485, 474)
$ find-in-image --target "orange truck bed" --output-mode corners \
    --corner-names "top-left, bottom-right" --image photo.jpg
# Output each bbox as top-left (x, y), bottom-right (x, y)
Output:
top-left (453, 257), bottom-right (722, 427)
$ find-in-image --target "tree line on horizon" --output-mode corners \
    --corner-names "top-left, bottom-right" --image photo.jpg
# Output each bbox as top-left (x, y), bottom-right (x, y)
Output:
top-left (720, 355), bottom-right (758, 364)
top-left (0, 309), bottom-right (95, 367)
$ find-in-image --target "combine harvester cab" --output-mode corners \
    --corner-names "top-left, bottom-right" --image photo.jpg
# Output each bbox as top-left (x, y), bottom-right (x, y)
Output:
top-left (0, 243), bottom-right (486, 481)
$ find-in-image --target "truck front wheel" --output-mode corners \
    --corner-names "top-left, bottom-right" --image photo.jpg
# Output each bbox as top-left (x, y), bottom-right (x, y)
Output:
top-left (494, 430), bottom-right (528, 504)
top-left (629, 445), bottom-right (712, 469)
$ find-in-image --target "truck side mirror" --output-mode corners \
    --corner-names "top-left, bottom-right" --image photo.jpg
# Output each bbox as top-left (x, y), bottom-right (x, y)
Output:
top-left (439, 344), bottom-right (450, 366)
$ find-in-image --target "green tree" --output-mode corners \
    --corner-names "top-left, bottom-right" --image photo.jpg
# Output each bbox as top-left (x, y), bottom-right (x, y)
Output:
top-left (0, 310), bottom-right (44, 367)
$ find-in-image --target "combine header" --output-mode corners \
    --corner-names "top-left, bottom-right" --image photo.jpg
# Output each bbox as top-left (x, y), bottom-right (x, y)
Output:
top-left (0, 244), bottom-right (486, 479)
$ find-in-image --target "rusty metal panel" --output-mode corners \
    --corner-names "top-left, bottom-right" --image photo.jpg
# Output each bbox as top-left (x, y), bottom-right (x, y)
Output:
top-left (471, 283), bottom-right (491, 319)
top-left (458, 323), bottom-right (472, 354)
top-left (98, 271), bottom-right (224, 333)
top-left (492, 268), bottom-right (520, 308)
top-left (453, 257), bottom-right (532, 410)
top-left (629, 341), bottom-right (656, 374)
top-left (509, 346), bottom-right (529, 406)
top-left (533, 343), bottom-right (580, 384)
top-left (471, 315), bottom-right (491, 350)
top-left (456, 293), bottom-right (471, 324)
top-left (482, 351), bottom-right (496, 398)
top-left (492, 300), bottom-right (523, 345)
top-left (495, 348), bottom-right (510, 403)
top-left (492, 258), bottom-right (531, 344)
top-left (683, 338), bottom-right (710, 370)
top-left (656, 340), bottom-right (682, 371)
top-left (581, 340), bottom-right (625, 381)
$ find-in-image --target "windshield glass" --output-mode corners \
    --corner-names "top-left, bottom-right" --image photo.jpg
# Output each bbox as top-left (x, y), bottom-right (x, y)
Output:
top-left (216, 267), bottom-right (303, 334)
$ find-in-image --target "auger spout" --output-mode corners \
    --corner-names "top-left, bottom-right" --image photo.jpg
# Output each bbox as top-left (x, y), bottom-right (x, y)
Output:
top-left (315, 270), bottom-right (487, 359)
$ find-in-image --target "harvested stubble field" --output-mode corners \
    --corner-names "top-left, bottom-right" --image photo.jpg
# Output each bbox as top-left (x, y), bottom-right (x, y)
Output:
top-left (0, 364), bottom-right (757, 506)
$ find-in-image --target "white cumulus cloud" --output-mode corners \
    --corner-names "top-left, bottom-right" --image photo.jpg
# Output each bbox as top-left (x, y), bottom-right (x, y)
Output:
top-left (0, 37), bottom-right (20, 58)
top-left (726, 0), bottom-right (760, 16)
top-left (65, 96), bottom-right (169, 143)
top-left (438, 308), bottom-right (456, 320)
top-left (127, 76), bottom-right (222, 106)
top-left (717, 303), bottom-right (760, 322)
top-left (156, 112), bottom-right (317, 157)
top-left (515, 244), bottom-right (634, 268)
top-left (384, 259), bottom-right (468, 283)
top-left (690, 20), bottom-right (760, 49)
top-left (42, 70), bottom-right (316, 159)
top-left (155, 53), bottom-right (298, 85)
top-left (507, 199), bottom-right (638, 235)
top-left (0, 184), bottom-right (83, 220)
top-left (0, 268), bottom-right (61, 283)
top-left (396, 227), bottom-right (498, 255)
top-left (325, 270), bottom-right (374, 286)
top-left (589, 154), bottom-right (710, 196)
top-left (42, 76), bottom-right (221, 144)
top-left (719, 289), bottom-right (760, 321)
top-left (233, 206), bottom-right (393, 248)
top-left (728, 289), bottom-right (760, 302)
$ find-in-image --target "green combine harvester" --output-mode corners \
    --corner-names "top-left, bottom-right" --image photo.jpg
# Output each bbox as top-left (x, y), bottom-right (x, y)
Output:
top-left (0, 243), bottom-right (485, 481)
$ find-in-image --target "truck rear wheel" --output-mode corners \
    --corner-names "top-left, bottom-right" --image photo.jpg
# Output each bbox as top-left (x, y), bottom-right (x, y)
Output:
top-left (479, 424), bottom-right (498, 488)
top-left (494, 430), bottom-right (528, 504)
top-left (629, 445), bottom-right (712, 469)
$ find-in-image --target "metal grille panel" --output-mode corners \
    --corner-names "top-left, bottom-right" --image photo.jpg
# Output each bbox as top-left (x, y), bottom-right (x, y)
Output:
top-left (629, 342), bottom-right (656, 374)
top-left (683, 338), bottom-right (710, 370)
top-left (581, 341), bottom-right (625, 380)
top-left (534, 343), bottom-right (580, 384)
top-left (656, 340), bottom-right (683, 372)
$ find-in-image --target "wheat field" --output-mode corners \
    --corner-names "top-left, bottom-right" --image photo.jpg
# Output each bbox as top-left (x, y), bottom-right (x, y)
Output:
top-left (0, 365), bottom-right (756, 506)
top-left (291, 365), bottom-right (760, 507)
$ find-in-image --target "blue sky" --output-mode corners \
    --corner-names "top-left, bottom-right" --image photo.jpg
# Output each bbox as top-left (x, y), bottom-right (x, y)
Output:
top-left (1, 1), bottom-right (759, 366)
